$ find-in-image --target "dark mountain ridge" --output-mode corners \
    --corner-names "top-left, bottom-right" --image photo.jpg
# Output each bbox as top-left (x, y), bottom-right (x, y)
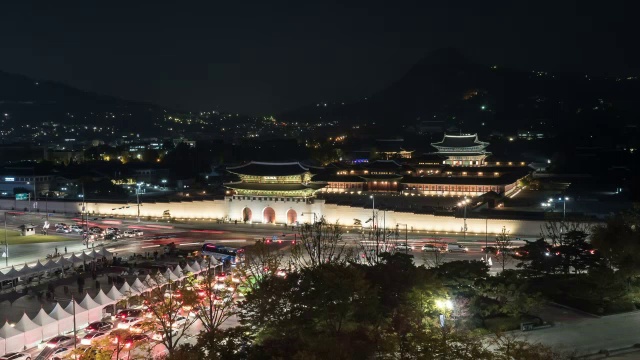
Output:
top-left (280, 48), bottom-right (640, 140)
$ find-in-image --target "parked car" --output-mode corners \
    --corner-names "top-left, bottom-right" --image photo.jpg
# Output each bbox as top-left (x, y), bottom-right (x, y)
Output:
top-left (0, 352), bottom-right (30, 360)
top-left (117, 317), bottom-right (142, 329)
top-left (116, 309), bottom-right (143, 319)
top-left (171, 315), bottom-right (188, 328)
top-left (151, 328), bottom-right (178, 341)
top-left (130, 321), bottom-right (153, 334)
top-left (46, 335), bottom-right (77, 348)
top-left (80, 331), bottom-right (108, 345)
top-left (124, 334), bottom-right (148, 348)
top-left (446, 243), bottom-right (469, 252)
top-left (86, 321), bottom-right (113, 332)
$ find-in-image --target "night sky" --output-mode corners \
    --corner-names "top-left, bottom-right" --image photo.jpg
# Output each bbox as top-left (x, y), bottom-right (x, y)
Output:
top-left (0, 0), bottom-right (635, 115)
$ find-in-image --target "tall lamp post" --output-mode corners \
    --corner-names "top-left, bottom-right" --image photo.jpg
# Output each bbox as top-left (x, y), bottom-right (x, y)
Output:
top-left (136, 183), bottom-right (143, 223)
top-left (369, 195), bottom-right (375, 230)
top-left (435, 299), bottom-right (454, 327)
top-left (3, 211), bottom-right (8, 267)
top-left (457, 198), bottom-right (471, 239)
top-left (54, 296), bottom-right (78, 352)
top-left (396, 223), bottom-right (408, 254)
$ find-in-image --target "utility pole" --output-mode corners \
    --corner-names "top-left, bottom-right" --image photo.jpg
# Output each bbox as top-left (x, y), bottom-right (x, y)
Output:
top-left (369, 195), bottom-right (375, 230)
top-left (4, 211), bottom-right (8, 267)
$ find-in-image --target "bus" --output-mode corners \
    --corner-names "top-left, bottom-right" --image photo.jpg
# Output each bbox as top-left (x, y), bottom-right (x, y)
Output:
top-left (201, 243), bottom-right (245, 263)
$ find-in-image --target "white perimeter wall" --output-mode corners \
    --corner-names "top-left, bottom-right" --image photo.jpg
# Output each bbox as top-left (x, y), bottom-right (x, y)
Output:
top-left (0, 198), bottom-right (593, 237)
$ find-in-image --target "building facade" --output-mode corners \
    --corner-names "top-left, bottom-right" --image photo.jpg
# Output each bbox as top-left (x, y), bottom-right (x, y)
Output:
top-left (431, 134), bottom-right (490, 166)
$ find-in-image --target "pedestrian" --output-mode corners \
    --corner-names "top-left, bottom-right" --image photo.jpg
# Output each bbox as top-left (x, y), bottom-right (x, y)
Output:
top-left (64, 246), bottom-right (67, 254)
top-left (55, 247), bottom-right (58, 256)
top-left (235, 219), bottom-right (238, 225)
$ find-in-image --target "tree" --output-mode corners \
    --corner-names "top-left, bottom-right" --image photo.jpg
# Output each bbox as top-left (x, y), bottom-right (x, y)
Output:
top-left (290, 217), bottom-right (350, 268)
top-left (477, 270), bottom-right (545, 322)
top-left (422, 246), bottom-right (448, 268)
top-left (591, 211), bottom-right (640, 275)
top-left (554, 230), bottom-right (600, 274)
top-left (490, 332), bottom-right (570, 360)
top-left (194, 263), bottom-right (238, 335)
top-left (431, 260), bottom-right (489, 298)
top-left (140, 273), bottom-right (198, 357)
top-left (239, 239), bottom-right (286, 288)
top-left (516, 238), bottom-right (560, 275)
top-left (195, 327), bottom-right (252, 360)
top-left (495, 226), bottom-right (513, 271)
top-left (358, 227), bottom-right (399, 266)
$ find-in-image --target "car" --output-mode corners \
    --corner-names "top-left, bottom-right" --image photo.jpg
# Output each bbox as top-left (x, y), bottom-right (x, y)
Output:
top-left (275, 269), bottom-right (287, 277)
top-left (481, 246), bottom-right (498, 254)
top-left (46, 335), bottom-right (77, 348)
top-left (104, 233), bottom-right (119, 241)
top-left (123, 230), bottom-right (135, 237)
top-left (151, 328), bottom-right (178, 341)
top-left (80, 331), bottom-right (108, 345)
top-left (124, 334), bottom-right (149, 348)
top-left (395, 244), bottom-right (414, 252)
top-left (422, 244), bottom-right (442, 252)
top-left (86, 321), bottom-right (113, 332)
top-left (129, 321), bottom-right (154, 334)
top-left (446, 243), bottom-right (468, 252)
top-left (106, 227), bottom-right (119, 234)
top-left (70, 225), bottom-right (83, 233)
top-left (171, 315), bottom-right (188, 328)
top-left (116, 309), bottom-right (143, 319)
top-left (0, 352), bottom-right (31, 360)
top-left (54, 223), bottom-right (68, 228)
top-left (215, 272), bottom-right (227, 281)
top-left (117, 317), bottom-right (141, 329)
top-left (55, 227), bottom-right (71, 233)
top-left (49, 347), bottom-right (71, 359)
top-left (133, 230), bottom-right (143, 236)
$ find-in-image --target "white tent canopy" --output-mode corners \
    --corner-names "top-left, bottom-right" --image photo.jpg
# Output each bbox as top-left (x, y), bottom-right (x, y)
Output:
top-left (0, 320), bottom-right (25, 354)
top-left (55, 256), bottom-right (73, 268)
top-left (77, 252), bottom-right (94, 261)
top-left (67, 254), bottom-right (84, 266)
top-left (131, 278), bottom-right (148, 293)
top-left (78, 293), bottom-right (103, 323)
top-left (164, 269), bottom-right (180, 282)
top-left (106, 285), bottom-right (124, 302)
top-left (32, 308), bottom-right (58, 341)
top-left (41, 259), bottom-right (62, 272)
top-left (144, 274), bottom-right (159, 288)
top-left (118, 281), bottom-right (133, 296)
top-left (14, 312), bottom-right (41, 349)
top-left (183, 263), bottom-right (196, 274)
top-left (92, 289), bottom-right (114, 306)
top-left (65, 300), bottom-right (88, 327)
top-left (96, 248), bottom-right (114, 259)
top-left (29, 260), bottom-right (46, 274)
top-left (48, 303), bottom-right (74, 335)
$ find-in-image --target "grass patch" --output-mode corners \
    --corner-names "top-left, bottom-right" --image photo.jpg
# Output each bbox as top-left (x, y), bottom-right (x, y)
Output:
top-left (0, 229), bottom-right (77, 244)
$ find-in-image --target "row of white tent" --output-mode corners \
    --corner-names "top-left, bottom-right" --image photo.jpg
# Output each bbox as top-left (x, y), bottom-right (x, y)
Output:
top-left (0, 258), bottom-right (215, 355)
top-left (0, 249), bottom-right (114, 282)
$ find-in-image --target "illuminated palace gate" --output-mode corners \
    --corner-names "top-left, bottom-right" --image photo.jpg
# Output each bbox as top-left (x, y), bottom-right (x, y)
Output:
top-left (224, 161), bottom-right (325, 224)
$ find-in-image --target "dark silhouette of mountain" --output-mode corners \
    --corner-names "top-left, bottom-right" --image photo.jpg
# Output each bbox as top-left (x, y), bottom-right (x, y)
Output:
top-left (0, 70), bottom-right (169, 132)
top-left (280, 48), bottom-right (640, 140)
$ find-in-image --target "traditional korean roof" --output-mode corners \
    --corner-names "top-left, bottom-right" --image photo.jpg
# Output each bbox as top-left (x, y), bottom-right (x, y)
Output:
top-left (225, 182), bottom-right (319, 191)
top-left (365, 160), bottom-right (403, 170)
top-left (402, 172), bottom-right (525, 185)
top-left (432, 134), bottom-right (488, 148)
top-left (360, 174), bottom-right (404, 181)
top-left (227, 161), bottom-right (310, 176)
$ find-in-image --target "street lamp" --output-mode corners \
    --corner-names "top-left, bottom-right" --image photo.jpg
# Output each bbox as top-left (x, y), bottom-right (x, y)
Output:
top-left (396, 223), bottom-right (408, 254)
top-left (54, 296), bottom-right (78, 352)
top-left (3, 211), bottom-right (8, 266)
top-left (435, 299), bottom-right (453, 327)
top-left (136, 182), bottom-right (143, 223)
top-left (369, 195), bottom-right (375, 229)
top-left (457, 198), bottom-right (471, 239)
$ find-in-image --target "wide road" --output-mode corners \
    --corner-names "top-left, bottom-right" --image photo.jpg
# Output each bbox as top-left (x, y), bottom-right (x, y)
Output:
top-left (1, 210), bottom-right (522, 272)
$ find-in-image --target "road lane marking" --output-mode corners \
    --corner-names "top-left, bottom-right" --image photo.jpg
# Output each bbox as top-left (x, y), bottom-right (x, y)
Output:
top-left (141, 245), bottom-right (161, 248)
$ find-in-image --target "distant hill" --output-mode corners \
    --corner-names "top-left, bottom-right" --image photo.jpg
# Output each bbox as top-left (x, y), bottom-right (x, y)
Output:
top-left (0, 70), bottom-right (169, 132)
top-left (280, 48), bottom-right (640, 140)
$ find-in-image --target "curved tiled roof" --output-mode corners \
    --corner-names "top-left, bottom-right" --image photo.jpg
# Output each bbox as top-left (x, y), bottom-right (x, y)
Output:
top-left (227, 161), bottom-right (310, 176)
top-left (432, 134), bottom-right (488, 148)
top-left (224, 182), bottom-right (316, 191)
